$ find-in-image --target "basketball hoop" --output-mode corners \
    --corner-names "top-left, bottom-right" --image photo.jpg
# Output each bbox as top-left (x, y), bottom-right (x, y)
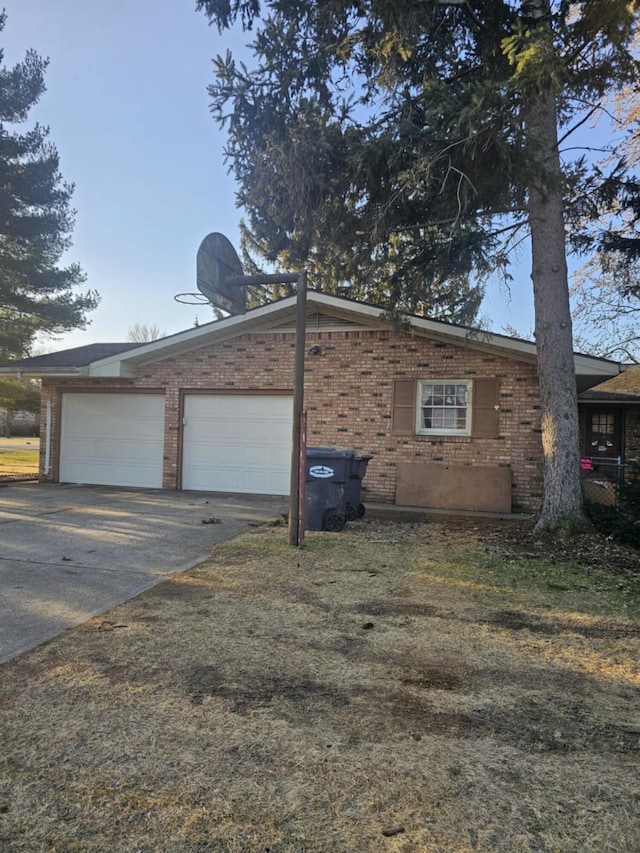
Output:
top-left (190, 231), bottom-right (308, 546)
top-left (174, 292), bottom-right (212, 305)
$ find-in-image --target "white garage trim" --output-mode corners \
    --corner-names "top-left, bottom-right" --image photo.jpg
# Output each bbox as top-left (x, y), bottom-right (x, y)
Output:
top-left (181, 394), bottom-right (292, 495)
top-left (60, 393), bottom-right (165, 488)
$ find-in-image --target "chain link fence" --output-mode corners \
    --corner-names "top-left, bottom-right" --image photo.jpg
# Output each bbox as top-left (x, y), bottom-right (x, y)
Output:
top-left (581, 457), bottom-right (626, 507)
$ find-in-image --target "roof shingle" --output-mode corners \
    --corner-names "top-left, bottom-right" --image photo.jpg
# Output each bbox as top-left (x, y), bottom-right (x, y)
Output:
top-left (0, 342), bottom-right (145, 370)
top-left (579, 365), bottom-right (640, 401)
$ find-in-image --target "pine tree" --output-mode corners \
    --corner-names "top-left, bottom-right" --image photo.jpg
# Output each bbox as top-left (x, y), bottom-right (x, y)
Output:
top-left (0, 13), bottom-right (98, 361)
top-left (197, 0), bottom-right (639, 532)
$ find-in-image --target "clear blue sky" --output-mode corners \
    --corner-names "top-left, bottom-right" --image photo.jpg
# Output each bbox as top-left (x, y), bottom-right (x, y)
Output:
top-left (3, 0), bottom-right (535, 350)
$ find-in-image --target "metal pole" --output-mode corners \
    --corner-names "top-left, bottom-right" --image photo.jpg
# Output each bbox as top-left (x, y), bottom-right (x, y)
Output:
top-left (227, 272), bottom-right (299, 287)
top-left (297, 410), bottom-right (307, 548)
top-left (289, 270), bottom-right (307, 546)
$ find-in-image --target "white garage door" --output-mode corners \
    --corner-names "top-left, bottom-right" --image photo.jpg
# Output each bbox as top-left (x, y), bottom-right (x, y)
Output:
top-left (182, 394), bottom-right (292, 495)
top-left (60, 393), bottom-right (165, 488)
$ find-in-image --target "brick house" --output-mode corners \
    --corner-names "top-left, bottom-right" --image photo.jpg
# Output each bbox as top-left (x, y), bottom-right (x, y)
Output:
top-left (1, 293), bottom-right (621, 513)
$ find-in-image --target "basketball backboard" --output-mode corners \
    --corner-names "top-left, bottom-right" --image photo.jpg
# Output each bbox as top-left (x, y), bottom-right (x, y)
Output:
top-left (196, 232), bottom-right (246, 315)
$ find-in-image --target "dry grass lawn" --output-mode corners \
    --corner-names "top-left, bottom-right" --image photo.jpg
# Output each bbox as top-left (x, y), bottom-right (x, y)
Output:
top-left (0, 438), bottom-right (39, 477)
top-left (0, 516), bottom-right (638, 852)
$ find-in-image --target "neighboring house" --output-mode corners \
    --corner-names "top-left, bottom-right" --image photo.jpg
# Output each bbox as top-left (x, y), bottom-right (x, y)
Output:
top-left (0, 293), bottom-right (621, 513)
top-left (0, 409), bottom-right (38, 437)
top-left (578, 366), bottom-right (640, 493)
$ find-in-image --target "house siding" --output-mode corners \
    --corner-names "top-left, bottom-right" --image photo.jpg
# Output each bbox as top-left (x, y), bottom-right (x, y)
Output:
top-left (41, 328), bottom-right (544, 511)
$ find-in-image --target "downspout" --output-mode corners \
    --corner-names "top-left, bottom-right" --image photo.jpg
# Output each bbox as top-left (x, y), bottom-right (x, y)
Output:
top-left (44, 397), bottom-right (52, 476)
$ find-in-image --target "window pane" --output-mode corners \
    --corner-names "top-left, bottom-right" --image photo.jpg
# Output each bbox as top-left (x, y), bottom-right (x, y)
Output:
top-left (418, 380), bottom-right (470, 434)
top-left (422, 385), bottom-right (434, 405)
top-left (591, 413), bottom-right (615, 447)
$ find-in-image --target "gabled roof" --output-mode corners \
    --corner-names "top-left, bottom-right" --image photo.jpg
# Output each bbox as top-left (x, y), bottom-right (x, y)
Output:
top-left (579, 365), bottom-right (640, 402)
top-left (0, 291), bottom-right (622, 392)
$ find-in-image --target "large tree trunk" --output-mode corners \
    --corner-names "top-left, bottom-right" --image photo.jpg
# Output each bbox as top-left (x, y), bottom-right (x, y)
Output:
top-left (526, 74), bottom-right (587, 532)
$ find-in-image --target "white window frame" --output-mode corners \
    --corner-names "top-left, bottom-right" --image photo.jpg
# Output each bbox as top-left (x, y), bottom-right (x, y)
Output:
top-left (416, 379), bottom-right (472, 436)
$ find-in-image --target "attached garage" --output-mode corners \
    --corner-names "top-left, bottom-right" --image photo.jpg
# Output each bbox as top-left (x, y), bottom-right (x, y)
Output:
top-left (60, 393), bottom-right (165, 488)
top-left (181, 394), bottom-right (292, 495)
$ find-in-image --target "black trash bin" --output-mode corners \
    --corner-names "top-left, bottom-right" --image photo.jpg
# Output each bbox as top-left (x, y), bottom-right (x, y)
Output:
top-left (305, 446), bottom-right (355, 532)
top-left (345, 453), bottom-right (373, 521)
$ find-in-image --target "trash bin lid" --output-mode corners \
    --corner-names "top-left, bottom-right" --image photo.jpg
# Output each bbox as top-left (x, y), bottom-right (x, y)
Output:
top-left (306, 446), bottom-right (356, 459)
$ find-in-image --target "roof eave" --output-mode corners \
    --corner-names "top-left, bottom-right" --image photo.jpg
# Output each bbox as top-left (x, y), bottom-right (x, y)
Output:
top-left (88, 300), bottom-right (297, 375)
top-left (573, 353), bottom-right (623, 392)
top-left (0, 366), bottom-right (88, 379)
top-left (3, 293), bottom-right (624, 384)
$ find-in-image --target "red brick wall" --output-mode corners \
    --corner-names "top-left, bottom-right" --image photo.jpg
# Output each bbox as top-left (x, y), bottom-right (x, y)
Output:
top-left (41, 328), bottom-right (544, 510)
top-left (297, 330), bottom-right (543, 510)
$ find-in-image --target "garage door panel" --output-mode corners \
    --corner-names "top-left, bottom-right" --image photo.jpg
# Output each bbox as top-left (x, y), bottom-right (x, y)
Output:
top-left (243, 421), bottom-right (290, 443)
top-left (69, 437), bottom-right (162, 462)
top-left (243, 446), bottom-right (290, 466)
top-left (96, 441), bottom-right (161, 464)
top-left (187, 419), bottom-right (290, 446)
top-left (184, 442), bottom-right (290, 468)
top-left (182, 395), bottom-right (292, 495)
top-left (61, 460), bottom-right (157, 489)
top-left (60, 394), bottom-right (165, 488)
top-left (265, 470), bottom-right (291, 494)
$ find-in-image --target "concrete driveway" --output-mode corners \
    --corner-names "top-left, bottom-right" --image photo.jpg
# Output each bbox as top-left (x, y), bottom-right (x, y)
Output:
top-left (0, 483), bottom-right (288, 664)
